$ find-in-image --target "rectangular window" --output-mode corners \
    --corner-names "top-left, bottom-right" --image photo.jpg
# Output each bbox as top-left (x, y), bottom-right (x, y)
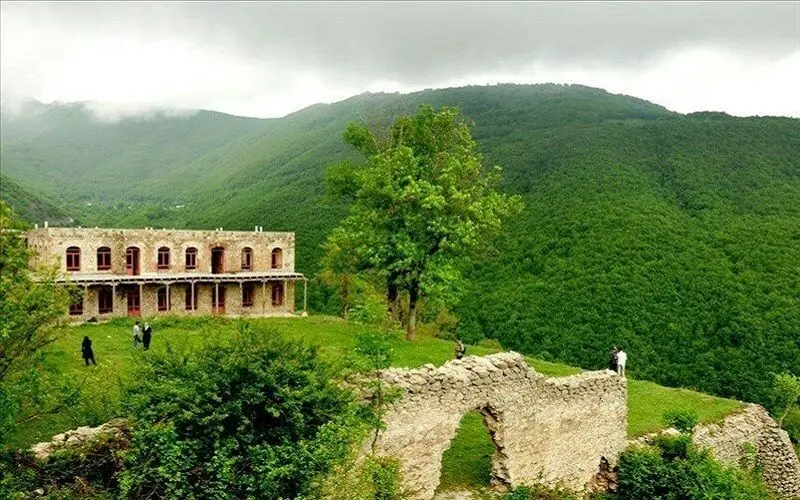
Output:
top-left (97, 248), bottom-right (111, 270)
top-left (185, 285), bottom-right (197, 311)
top-left (69, 296), bottom-right (83, 316)
top-left (157, 248), bottom-right (170, 269)
top-left (98, 287), bottom-right (113, 314)
top-left (185, 249), bottom-right (197, 270)
top-left (242, 283), bottom-right (254, 307)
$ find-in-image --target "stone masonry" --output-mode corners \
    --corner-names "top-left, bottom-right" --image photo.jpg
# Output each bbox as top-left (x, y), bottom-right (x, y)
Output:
top-left (372, 352), bottom-right (628, 499)
top-left (693, 404), bottom-right (800, 498)
top-left (23, 226), bottom-right (305, 320)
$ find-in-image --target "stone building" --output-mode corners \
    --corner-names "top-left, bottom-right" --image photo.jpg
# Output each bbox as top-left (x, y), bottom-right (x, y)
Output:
top-left (25, 226), bottom-right (306, 320)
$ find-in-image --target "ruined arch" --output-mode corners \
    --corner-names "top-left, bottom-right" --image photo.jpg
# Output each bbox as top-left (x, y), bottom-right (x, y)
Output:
top-left (371, 353), bottom-right (628, 500)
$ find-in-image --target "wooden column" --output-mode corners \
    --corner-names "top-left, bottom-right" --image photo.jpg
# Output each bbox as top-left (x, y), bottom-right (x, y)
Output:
top-left (214, 282), bottom-right (219, 315)
top-left (303, 279), bottom-right (308, 317)
top-left (191, 281), bottom-right (195, 312)
top-left (262, 280), bottom-right (267, 315)
top-left (166, 283), bottom-right (170, 312)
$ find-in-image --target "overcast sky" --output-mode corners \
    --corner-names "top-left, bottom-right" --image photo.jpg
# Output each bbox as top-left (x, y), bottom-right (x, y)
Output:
top-left (1, 1), bottom-right (799, 120)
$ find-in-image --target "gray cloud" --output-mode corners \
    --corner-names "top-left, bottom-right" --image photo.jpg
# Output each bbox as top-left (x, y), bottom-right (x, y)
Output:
top-left (2, 1), bottom-right (798, 118)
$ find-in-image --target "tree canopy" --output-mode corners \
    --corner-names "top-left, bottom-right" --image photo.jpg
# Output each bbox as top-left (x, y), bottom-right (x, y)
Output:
top-left (326, 105), bottom-right (522, 339)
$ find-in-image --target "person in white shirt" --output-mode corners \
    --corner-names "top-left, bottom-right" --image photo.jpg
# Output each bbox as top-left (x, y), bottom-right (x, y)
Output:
top-left (616, 349), bottom-right (627, 378)
top-left (132, 321), bottom-right (141, 348)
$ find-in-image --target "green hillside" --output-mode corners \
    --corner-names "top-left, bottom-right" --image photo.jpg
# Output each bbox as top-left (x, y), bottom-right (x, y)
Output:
top-left (0, 174), bottom-right (73, 225)
top-left (2, 84), bottom-right (798, 408)
top-left (0, 100), bottom-right (268, 202)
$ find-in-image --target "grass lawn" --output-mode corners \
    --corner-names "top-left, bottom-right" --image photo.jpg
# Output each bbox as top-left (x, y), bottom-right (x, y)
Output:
top-left (7, 315), bottom-right (744, 491)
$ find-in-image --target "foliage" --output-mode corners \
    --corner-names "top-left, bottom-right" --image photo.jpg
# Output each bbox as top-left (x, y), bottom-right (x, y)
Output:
top-left (614, 436), bottom-right (772, 500)
top-left (770, 372), bottom-right (800, 426)
top-left (116, 323), bottom-right (365, 500)
top-left (326, 104), bottom-right (523, 339)
top-left (781, 409), bottom-right (800, 446)
top-left (662, 409), bottom-right (699, 433)
top-left (313, 455), bottom-right (404, 500)
top-left (502, 484), bottom-right (580, 500)
top-left (0, 429), bottom-right (128, 499)
top-left (0, 201), bottom-right (76, 445)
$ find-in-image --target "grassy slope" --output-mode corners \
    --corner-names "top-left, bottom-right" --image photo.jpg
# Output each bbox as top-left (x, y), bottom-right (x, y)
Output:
top-left (9, 316), bottom-right (742, 492)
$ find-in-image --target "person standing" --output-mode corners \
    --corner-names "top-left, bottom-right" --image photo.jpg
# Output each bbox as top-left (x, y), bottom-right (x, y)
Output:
top-left (132, 321), bottom-right (141, 348)
top-left (616, 349), bottom-right (627, 378)
top-left (142, 322), bottom-right (152, 351)
top-left (455, 339), bottom-right (466, 360)
top-left (608, 346), bottom-right (619, 372)
top-left (81, 336), bottom-right (96, 366)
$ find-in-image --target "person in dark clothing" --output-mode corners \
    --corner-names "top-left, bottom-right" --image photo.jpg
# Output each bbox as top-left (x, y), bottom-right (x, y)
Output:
top-left (609, 346), bottom-right (619, 372)
top-left (82, 336), bottom-right (96, 366)
top-left (142, 322), bottom-right (152, 351)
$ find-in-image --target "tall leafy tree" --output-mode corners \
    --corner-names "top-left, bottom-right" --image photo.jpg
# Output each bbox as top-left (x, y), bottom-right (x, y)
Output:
top-left (0, 200), bottom-right (74, 444)
top-left (327, 105), bottom-right (522, 339)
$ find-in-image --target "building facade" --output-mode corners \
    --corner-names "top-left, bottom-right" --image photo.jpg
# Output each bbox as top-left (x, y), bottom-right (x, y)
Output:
top-left (25, 226), bottom-right (306, 321)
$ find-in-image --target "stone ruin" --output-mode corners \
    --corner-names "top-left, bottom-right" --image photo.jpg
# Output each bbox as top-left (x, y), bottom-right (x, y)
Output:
top-left (692, 404), bottom-right (800, 498)
top-left (371, 352), bottom-right (628, 499)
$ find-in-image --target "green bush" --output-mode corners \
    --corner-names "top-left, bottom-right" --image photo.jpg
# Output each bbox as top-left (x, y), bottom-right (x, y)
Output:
top-left (663, 409), bottom-right (699, 433)
top-left (615, 437), bottom-right (772, 500)
top-left (117, 323), bottom-right (367, 500)
top-left (783, 408), bottom-right (800, 444)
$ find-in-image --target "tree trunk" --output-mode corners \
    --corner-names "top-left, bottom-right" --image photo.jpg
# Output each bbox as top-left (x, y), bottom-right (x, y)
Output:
top-left (406, 285), bottom-right (418, 341)
top-left (387, 282), bottom-right (399, 322)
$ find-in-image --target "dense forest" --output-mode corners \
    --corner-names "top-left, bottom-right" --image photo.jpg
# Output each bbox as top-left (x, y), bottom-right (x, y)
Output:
top-left (1, 84), bottom-right (798, 407)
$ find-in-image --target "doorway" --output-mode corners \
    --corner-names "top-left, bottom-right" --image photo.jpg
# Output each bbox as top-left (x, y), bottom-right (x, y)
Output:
top-left (211, 247), bottom-right (225, 274)
top-left (212, 285), bottom-right (225, 314)
top-left (127, 287), bottom-right (141, 316)
top-left (126, 247), bottom-right (140, 275)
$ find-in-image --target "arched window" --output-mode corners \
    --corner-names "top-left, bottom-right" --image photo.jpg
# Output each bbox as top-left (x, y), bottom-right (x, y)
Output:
top-left (241, 247), bottom-right (253, 270)
top-left (185, 247), bottom-right (197, 270)
top-left (66, 246), bottom-right (81, 271)
top-left (157, 247), bottom-right (171, 269)
top-left (271, 282), bottom-right (284, 307)
top-left (271, 248), bottom-right (283, 269)
top-left (97, 247), bottom-right (111, 270)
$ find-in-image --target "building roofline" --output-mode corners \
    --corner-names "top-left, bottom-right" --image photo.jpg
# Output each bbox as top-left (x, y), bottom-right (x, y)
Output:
top-left (24, 226), bottom-right (294, 236)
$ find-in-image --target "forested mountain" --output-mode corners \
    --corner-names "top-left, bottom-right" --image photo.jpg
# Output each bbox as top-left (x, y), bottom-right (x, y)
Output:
top-left (2, 84), bottom-right (798, 406)
top-left (0, 100), bottom-right (268, 202)
top-left (0, 174), bottom-right (73, 226)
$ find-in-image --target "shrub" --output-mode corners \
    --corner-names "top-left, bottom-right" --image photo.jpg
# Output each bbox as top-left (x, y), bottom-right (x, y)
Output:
top-left (117, 323), bottom-right (366, 499)
top-left (782, 408), bottom-right (800, 444)
top-left (663, 409), bottom-right (699, 433)
top-left (615, 437), bottom-right (772, 500)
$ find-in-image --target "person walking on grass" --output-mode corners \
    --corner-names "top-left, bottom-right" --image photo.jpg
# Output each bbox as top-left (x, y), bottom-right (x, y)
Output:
top-left (81, 336), bottom-right (96, 366)
top-left (142, 322), bottom-right (152, 351)
top-left (132, 321), bottom-right (141, 348)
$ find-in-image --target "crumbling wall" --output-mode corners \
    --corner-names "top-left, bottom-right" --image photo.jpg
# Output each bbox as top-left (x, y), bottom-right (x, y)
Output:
top-left (693, 404), bottom-right (800, 498)
top-left (373, 352), bottom-right (628, 499)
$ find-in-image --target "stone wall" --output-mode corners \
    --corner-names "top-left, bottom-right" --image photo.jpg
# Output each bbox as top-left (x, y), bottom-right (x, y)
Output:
top-left (372, 352), bottom-right (628, 499)
top-left (693, 404), bottom-right (800, 498)
top-left (25, 227), bottom-right (295, 274)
